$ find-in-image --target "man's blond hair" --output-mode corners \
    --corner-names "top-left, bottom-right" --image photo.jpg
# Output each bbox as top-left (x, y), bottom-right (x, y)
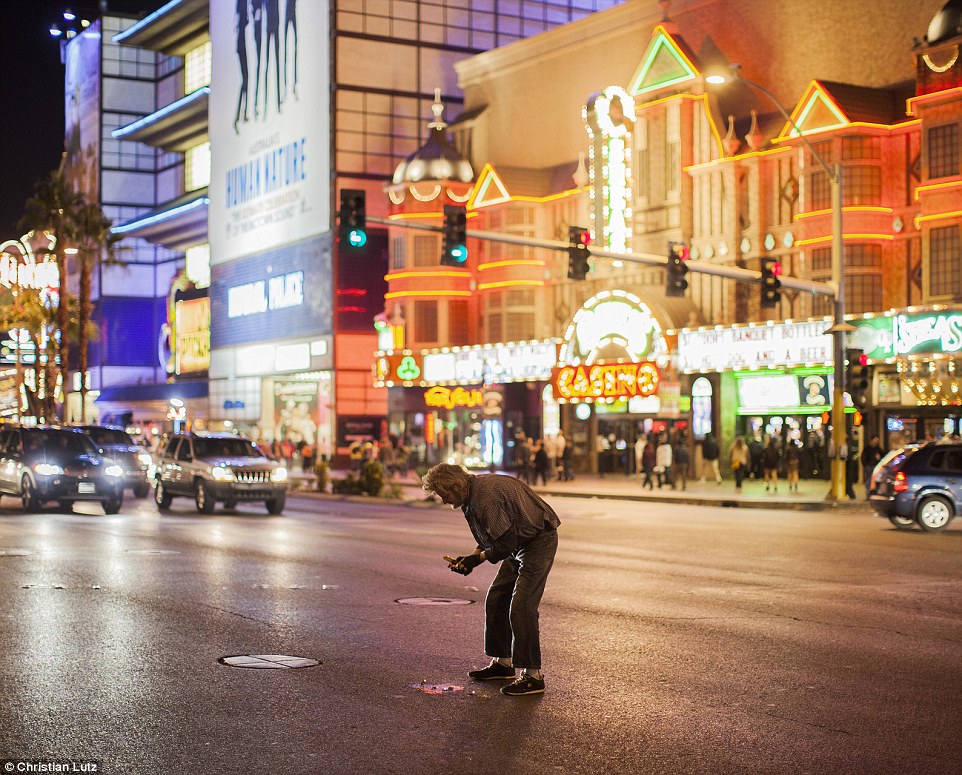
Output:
top-left (421, 463), bottom-right (471, 503)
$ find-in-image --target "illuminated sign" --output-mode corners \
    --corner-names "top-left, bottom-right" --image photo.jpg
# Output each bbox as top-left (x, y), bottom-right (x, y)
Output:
top-left (679, 320), bottom-right (833, 372)
top-left (560, 290), bottom-right (667, 365)
top-left (552, 361), bottom-right (659, 402)
top-left (422, 341), bottom-right (557, 384)
top-left (227, 271), bottom-right (304, 318)
top-left (893, 313), bottom-right (962, 356)
top-left (735, 370), bottom-right (835, 415)
top-left (174, 297), bottom-right (210, 375)
top-left (585, 86), bottom-right (634, 253)
top-left (424, 386), bottom-right (484, 410)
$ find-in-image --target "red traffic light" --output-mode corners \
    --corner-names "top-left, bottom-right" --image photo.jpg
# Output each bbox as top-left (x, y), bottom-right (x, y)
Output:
top-left (770, 261), bottom-right (782, 276)
top-left (857, 353), bottom-right (869, 367)
top-left (578, 230), bottom-right (592, 247)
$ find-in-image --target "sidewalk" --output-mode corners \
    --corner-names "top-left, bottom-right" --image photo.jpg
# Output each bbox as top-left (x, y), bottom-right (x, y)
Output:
top-left (290, 469), bottom-right (871, 512)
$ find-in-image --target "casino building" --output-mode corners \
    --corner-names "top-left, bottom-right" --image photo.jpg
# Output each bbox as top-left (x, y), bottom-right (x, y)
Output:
top-left (375, 0), bottom-right (962, 476)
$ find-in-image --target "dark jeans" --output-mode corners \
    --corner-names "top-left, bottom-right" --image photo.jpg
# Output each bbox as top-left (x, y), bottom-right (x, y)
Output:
top-left (734, 465), bottom-right (746, 489)
top-left (484, 528), bottom-right (558, 670)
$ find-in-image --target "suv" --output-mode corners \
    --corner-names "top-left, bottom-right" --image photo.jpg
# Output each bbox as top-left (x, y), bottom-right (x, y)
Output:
top-left (153, 432), bottom-right (288, 514)
top-left (74, 425), bottom-right (152, 498)
top-left (0, 425), bottom-right (125, 514)
top-left (869, 442), bottom-right (962, 532)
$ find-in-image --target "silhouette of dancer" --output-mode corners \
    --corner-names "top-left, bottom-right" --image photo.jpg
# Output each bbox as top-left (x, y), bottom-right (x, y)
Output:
top-left (250, 0), bottom-right (264, 118)
top-left (284, 0), bottom-right (298, 100)
top-left (233, 0), bottom-right (249, 133)
top-left (262, 0), bottom-right (282, 117)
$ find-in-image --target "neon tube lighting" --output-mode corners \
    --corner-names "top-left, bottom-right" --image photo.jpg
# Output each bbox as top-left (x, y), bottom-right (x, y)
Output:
top-left (113, 0), bottom-right (184, 42)
top-left (110, 197), bottom-right (209, 234)
top-left (112, 87), bottom-right (210, 138)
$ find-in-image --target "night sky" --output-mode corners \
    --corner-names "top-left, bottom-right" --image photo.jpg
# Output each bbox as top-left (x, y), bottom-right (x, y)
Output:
top-left (0, 0), bottom-right (166, 240)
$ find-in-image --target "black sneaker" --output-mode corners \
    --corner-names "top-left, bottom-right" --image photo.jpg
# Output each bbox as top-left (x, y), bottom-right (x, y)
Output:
top-left (500, 673), bottom-right (545, 696)
top-left (468, 662), bottom-right (515, 681)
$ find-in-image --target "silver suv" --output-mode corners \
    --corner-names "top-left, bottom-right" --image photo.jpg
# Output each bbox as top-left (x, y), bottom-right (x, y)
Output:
top-left (154, 433), bottom-right (288, 514)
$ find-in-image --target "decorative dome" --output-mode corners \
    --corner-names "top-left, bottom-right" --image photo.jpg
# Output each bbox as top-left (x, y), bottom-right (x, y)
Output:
top-left (392, 89), bottom-right (474, 185)
top-left (926, 0), bottom-right (962, 45)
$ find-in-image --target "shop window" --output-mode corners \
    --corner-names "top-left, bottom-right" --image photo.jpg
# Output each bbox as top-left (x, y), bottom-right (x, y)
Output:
top-left (842, 136), bottom-right (880, 160)
top-left (843, 165), bottom-right (881, 206)
top-left (391, 236), bottom-right (405, 270)
top-left (414, 299), bottom-right (438, 343)
top-left (927, 123), bottom-right (960, 180)
top-left (930, 225), bottom-right (961, 296)
top-left (185, 41), bottom-right (212, 93)
top-left (185, 142), bottom-right (211, 191)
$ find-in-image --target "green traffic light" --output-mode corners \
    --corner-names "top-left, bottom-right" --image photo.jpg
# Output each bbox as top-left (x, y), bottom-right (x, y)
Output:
top-left (449, 244), bottom-right (467, 262)
top-left (348, 229), bottom-right (367, 248)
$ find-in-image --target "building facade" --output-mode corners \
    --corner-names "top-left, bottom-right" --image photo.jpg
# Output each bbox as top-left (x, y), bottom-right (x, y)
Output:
top-left (57, 0), bottom-right (624, 456)
top-left (376, 0), bottom-right (961, 476)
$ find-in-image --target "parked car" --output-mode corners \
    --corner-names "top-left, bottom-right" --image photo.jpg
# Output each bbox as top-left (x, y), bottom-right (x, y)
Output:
top-left (869, 442), bottom-right (962, 532)
top-left (153, 432), bottom-right (288, 514)
top-left (0, 425), bottom-right (125, 514)
top-left (74, 424), bottom-right (153, 498)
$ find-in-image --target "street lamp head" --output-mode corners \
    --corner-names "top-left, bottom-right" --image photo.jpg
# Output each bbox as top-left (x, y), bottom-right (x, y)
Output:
top-left (704, 63), bottom-right (742, 86)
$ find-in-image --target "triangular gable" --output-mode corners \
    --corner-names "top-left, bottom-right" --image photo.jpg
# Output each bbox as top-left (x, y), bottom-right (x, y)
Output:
top-left (628, 25), bottom-right (699, 97)
top-left (776, 81), bottom-right (849, 141)
top-left (466, 163), bottom-right (511, 209)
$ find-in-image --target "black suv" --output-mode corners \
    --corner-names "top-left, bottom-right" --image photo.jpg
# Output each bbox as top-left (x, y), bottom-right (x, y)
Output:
top-left (74, 425), bottom-right (152, 498)
top-left (0, 426), bottom-right (125, 513)
top-left (153, 432), bottom-right (288, 514)
top-left (869, 442), bottom-right (962, 532)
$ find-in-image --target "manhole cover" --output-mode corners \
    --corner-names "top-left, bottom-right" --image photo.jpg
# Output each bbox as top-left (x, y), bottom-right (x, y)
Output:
top-left (413, 682), bottom-right (466, 695)
top-left (218, 654), bottom-right (320, 669)
top-left (396, 597), bottom-right (474, 606)
top-left (0, 549), bottom-right (33, 556)
top-left (126, 549), bottom-right (181, 555)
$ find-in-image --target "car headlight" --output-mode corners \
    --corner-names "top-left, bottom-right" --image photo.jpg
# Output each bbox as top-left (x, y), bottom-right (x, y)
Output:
top-left (138, 453), bottom-right (153, 467)
top-left (104, 464), bottom-right (124, 478)
top-left (271, 467), bottom-right (288, 482)
top-left (33, 463), bottom-right (65, 477)
top-left (212, 466), bottom-right (235, 481)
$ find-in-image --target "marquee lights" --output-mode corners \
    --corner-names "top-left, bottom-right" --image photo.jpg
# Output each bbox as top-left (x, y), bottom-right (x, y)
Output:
top-left (560, 290), bottom-right (667, 366)
top-left (585, 86), bottom-right (634, 254)
top-left (552, 361), bottom-right (659, 402)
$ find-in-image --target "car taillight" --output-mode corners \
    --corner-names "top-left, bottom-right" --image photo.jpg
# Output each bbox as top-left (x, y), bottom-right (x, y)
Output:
top-left (893, 471), bottom-right (908, 493)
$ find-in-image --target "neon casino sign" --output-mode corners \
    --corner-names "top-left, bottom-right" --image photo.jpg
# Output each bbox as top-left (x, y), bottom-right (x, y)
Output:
top-left (552, 361), bottom-right (659, 402)
top-left (584, 86), bottom-right (634, 253)
top-left (559, 290), bottom-right (668, 365)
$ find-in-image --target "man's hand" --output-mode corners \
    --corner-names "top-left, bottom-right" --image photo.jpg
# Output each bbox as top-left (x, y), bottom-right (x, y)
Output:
top-left (447, 553), bottom-right (482, 575)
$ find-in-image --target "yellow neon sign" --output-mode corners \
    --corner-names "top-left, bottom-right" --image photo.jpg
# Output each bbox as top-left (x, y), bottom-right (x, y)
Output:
top-left (424, 386), bottom-right (484, 410)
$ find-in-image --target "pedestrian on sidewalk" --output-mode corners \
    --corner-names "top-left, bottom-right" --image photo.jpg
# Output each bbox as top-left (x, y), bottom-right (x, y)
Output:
top-left (762, 437), bottom-right (781, 493)
top-left (672, 437), bottom-right (690, 490)
top-left (422, 463), bottom-right (560, 697)
top-left (556, 429), bottom-right (570, 480)
top-left (634, 434), bottom-right (647, 479)
top-left (701, 433), bottom-right (722, 483)
top-left (784, 440), bottom-right (801, 493)
top-left (532, 439), bottom-right (550, 486)
top-left (544, 433), bottom-right (558, 481)
top-left (730, 437), bottom-right (749, 492)
top-left (640, 439), bottom-right (656, 489)
top-left (861, 435), bottom-right (884, 498)
top-left (655, 435), bottom-right (673, 488)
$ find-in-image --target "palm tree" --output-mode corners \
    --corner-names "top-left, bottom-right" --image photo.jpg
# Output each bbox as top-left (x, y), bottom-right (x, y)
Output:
top-left (72, 201), bottom-right (120, 421)
top-left (19, 164), bottom-right (84, 420)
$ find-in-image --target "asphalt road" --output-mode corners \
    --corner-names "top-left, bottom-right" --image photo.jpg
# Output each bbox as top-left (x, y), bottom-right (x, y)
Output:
top-left (0, 491), bottom-right (959, 775)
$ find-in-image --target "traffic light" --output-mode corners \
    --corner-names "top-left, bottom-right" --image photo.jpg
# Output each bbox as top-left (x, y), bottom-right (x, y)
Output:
top-left (760, 257), bottom-right (782, 308)
top-left (338, 189), bottom-right (367, 249)
top-left (846, 348), bottom-right (871, 408)
top-left (567, 226), bottom-right (591, 280)
top-left (665, 241), bottom-right (689, 297)
top-left (441, 205), bottom-right (468, 265)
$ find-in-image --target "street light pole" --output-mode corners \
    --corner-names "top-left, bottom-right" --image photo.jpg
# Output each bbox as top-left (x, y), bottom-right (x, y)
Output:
top-left (706, 66), bottom-right (852, 501)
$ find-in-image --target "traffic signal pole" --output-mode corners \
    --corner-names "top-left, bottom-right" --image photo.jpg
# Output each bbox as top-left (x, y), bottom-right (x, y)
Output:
top-left (367, 215), bottom-right (836, 297)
